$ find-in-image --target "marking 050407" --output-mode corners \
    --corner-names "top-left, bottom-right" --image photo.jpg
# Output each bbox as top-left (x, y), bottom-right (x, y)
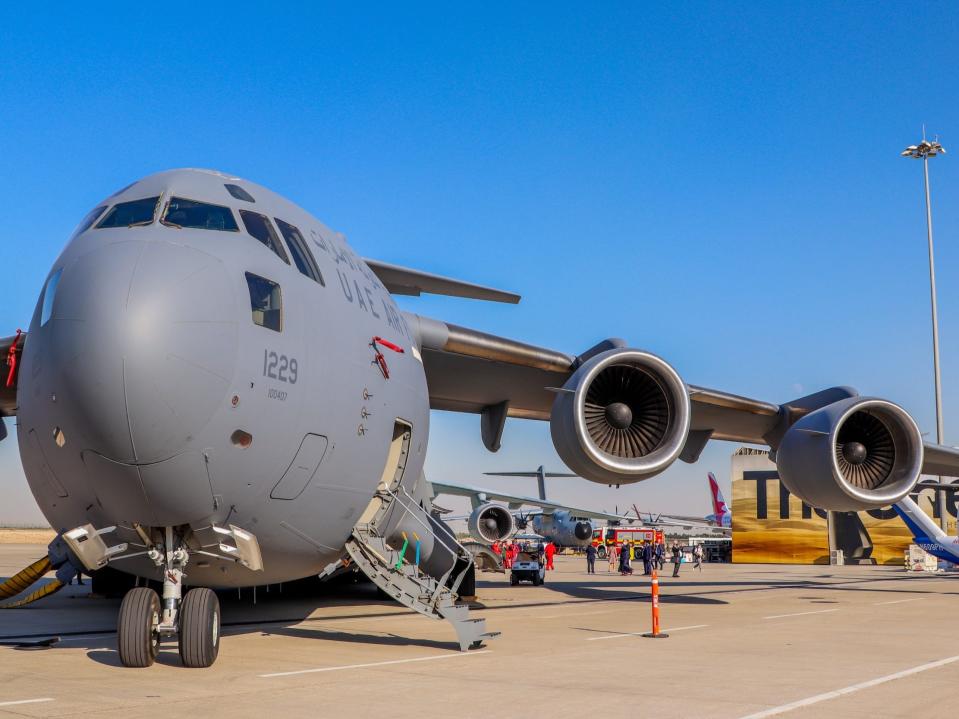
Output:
top-left (263, 350), bottom-right (298, 384)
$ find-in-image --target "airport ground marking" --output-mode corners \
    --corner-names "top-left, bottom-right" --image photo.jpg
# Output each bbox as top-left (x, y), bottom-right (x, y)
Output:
top-left (737, 654), bottom-right (959, 719)
top-left (873, 597), bottom-right (922, 605)
top-left (259, 650), bottom-right (492, 678)
top-left (585, 624), bottom-right (708, 641)
top-left (0, 698), bottom-right (54, 708)
top-left (763, 608), bottom-right (840, 620)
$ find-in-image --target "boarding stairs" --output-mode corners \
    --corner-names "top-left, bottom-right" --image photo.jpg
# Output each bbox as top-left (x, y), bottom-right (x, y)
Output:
top-left (342, 486), bottom-right (498, 651)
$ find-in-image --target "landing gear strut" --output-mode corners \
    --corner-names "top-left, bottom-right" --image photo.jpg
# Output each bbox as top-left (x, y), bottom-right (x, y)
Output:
top-left (116, 527), bottom-right (220, 668)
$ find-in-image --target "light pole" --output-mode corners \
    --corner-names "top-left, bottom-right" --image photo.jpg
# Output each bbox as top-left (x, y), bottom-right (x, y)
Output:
top-left (901, 137), bottom-right (948, 531)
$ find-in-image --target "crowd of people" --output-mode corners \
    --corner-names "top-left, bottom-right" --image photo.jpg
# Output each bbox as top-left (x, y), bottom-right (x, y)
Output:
top-left (494, 538), bottom-right (707, 576)
top-left (587, 540), bottom-right (705, 577)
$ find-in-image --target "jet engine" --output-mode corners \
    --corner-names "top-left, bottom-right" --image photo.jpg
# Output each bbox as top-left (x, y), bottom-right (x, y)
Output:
top-left (776, 397), bottom-right (923, 511)
top-left (572, 521), bottom-right (592, 541)
top-left (550, 349), bottom-right (691, 485)
top-left (467, 503), bottom-right (516, 544)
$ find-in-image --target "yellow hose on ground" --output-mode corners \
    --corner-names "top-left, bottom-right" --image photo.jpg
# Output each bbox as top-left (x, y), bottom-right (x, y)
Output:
top-left (0, 579), bottom-right (65, 608)
top-left (0, 557), bottom-right (52, 599)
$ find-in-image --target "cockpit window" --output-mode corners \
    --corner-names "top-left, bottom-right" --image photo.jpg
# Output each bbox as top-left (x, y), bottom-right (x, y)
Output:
top-left (72, 205), bottom-right (108, 237)
top-left (225, 184), bottom-right (255, 203)
top-left (40, 268), bottom-right (63, 327)
top-left (275, 218), bottom-right (325, 286)
top-left (161, 197), bottom-right (239, 231)
top-left (239, 210), bottom-right (290, 264)
top-left (245, 273), bottom-right (282, 332)
top-left (96, 197), bottom-right (160, 228)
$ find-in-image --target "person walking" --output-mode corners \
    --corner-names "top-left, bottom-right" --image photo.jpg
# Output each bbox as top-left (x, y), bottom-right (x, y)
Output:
top-left (619, 542), bottom-right (631, 575)
top-left (693, 543), bottom-right (703, 571)
top-left (544, 541), bottom-right (556, 571)
top-left (642, 540), bottom-right (653, 576)
top-left (671, 542), bottom-right (682, 578)
top-left (608, 543), bottom-right (618, 573)
top-left (585, 544), bottom-right (597, 574)
top-left (655, 541), bottom-right (665, 571)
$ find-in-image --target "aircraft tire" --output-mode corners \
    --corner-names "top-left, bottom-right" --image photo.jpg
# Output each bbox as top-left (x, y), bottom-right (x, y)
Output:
top-left (117, 587), bottom-right (161, 668)
top-left (178, 588), bottom-right (220, 668)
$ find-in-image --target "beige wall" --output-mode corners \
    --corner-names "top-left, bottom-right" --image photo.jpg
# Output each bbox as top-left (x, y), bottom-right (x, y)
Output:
top-left (731, 450), bottom-right (941, 565)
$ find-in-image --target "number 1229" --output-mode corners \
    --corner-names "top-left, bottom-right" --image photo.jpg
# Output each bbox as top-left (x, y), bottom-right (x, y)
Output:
top-left (264, 350), bottom-right (298, 384)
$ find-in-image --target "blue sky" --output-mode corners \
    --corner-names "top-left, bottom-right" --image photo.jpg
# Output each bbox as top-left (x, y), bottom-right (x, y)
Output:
top-left (1, 3), bottom-right (958, 524)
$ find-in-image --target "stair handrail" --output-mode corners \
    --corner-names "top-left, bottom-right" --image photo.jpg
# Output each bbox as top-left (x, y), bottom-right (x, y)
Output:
top-left (373, 486), bottom-right (472, 608)
top-left (393, 486), bottom-right (473, 600)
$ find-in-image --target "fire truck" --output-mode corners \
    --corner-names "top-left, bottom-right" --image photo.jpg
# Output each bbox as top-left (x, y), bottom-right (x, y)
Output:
top-left (592, 527), bottom-right (664, 559)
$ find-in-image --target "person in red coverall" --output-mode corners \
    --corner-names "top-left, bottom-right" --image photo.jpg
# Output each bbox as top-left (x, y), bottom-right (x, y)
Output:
top-left (544, 541), bottom-right (556, 570)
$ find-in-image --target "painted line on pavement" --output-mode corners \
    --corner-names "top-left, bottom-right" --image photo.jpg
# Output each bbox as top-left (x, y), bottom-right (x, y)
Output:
top-left (763, 608), bottom-right (840, 620)
top-left (0, 699), bottom-right (54, 708)
top-left (260, 650), bottom-right (492, 678)
top-left (585, 624), bottom-right (708, 641)
top-left (540, 609), bottom-right (619, 619)
top-left (737, 654), bottom-right (959, 718)
top-left (873, 597), bottom-right (922, 606)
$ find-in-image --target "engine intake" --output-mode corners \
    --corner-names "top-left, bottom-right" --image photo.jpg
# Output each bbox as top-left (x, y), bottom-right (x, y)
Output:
top-left (550, 349), bottom-right (691, 484)
top-left (467, 503), bottom-right (515, 544)
top-left (776, 397), bottom-right (923, 511)
top-left (573, 521), bottom-right (592, 541)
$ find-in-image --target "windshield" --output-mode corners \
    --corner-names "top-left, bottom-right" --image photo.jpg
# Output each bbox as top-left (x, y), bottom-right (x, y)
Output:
top-left (72, 205), bottom-right (108, 237)
top-left (240, 210), bottom-right (289, 264)
top-left (96, 197), bottom-right (160, 228)
top-left (162, 197), bottom-right (238, 231)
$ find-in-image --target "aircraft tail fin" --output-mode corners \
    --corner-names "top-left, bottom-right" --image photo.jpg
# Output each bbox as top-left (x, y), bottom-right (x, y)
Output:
top-left (894, 496), bottom-right (945, 542)
top-left (708, 473), bottom-right (728, 518)
top-left (484, 467), bottom-right (577, 502)
top-left (364, 259), bottom-right (520, 304)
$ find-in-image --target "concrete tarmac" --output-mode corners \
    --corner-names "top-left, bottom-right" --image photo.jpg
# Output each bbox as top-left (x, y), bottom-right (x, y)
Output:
top-left (0, 545), bottom-right (957, 718)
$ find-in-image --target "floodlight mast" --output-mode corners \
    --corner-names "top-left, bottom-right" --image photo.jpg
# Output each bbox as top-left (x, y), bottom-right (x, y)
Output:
top-left (901, 137), bottom-right (948, 531)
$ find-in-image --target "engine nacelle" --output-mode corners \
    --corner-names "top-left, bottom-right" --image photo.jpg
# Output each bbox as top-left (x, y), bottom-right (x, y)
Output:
top-left (573, 520), bottom-right (592, 541)
top-left (468, 503), bottom-right (516, 544)
top-left (550, 348), bottom-right (691, 485)
top-left (776, 397), bottom-right (923, 511)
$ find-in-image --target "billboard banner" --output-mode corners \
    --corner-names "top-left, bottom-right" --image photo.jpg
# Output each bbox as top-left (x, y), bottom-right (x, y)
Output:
top-left (731, 449), bottom-right (949, 565)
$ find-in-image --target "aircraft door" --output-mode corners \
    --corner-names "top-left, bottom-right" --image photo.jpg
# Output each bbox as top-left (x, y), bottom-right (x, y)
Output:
top-left (270, 433), bottom-right (330, 500)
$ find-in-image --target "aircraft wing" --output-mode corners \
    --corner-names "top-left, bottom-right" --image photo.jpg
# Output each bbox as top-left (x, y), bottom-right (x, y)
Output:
top-left (405, 313), bottom-right (959, 480)
top-left (429, 481), bottom-right (633, 522)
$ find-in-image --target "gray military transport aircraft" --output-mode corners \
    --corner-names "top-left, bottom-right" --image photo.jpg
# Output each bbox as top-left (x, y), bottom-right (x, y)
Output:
top-left (431, 466), bottom-right (647, 548)
top-left (2, 169), bottom-right (959, 669)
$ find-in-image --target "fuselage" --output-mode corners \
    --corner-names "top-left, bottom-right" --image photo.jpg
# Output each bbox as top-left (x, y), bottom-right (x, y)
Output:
top-left (532, 511), bottom-right (592, 546)
top-left (16, 169), bottom-right (431, 587)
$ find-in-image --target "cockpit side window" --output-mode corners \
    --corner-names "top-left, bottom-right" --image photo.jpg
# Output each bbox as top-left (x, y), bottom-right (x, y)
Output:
top-left (40, 268), bottom-right (63, 327)
top-left (72, 205), bottom-right (108, 237)
top-left (275, 218), bottom-right (325, 286)
top-left (161, 197), bottom-right (239, 231)
top-left (239, 210), bottom-right (290, 264)
top-left (96, 197), bottom-right (161, 228)
top-left (245, 273), bottom-right (282, 332)
top-left (225, 184), bottom-right (255, 203)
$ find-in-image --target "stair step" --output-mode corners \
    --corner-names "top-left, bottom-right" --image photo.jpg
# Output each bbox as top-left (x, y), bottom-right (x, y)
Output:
top-left (344, 494), bottom-right (497, 652)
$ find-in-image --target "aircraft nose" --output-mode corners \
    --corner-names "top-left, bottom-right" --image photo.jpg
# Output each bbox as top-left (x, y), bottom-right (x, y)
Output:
top-left (52, 240), bottom-right (238, 463)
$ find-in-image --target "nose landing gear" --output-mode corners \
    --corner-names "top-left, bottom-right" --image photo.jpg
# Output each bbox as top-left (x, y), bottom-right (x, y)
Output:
top-left (115, 527), bottom-right (220, 668)
top-left (59, 521), bottom-right (260, 668)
